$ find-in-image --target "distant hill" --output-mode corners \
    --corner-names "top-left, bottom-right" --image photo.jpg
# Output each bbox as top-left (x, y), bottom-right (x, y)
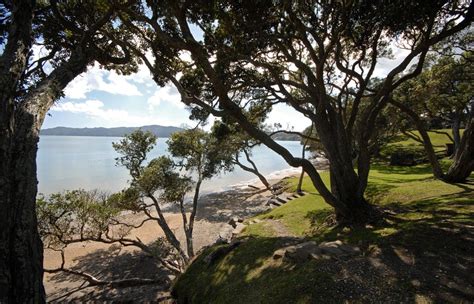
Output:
top-left (270, 132), bottom-right (301, 141)
top-left (40, 125), bottom-right (184, 137)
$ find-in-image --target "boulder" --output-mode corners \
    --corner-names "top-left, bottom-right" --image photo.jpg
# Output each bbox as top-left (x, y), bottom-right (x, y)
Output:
top-left (203, 241), bottom-right (242, 266)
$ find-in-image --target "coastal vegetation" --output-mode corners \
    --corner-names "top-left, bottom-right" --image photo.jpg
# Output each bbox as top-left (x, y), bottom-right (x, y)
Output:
top-left (0, 0), bottom-right (472, 302)
top-left (172, 156), bottom-right (473, 303)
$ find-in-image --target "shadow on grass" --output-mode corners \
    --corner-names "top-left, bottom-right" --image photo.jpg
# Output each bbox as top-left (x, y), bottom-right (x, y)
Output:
top-left (47, 246), bottom-right (171, 303)
top-left (372, 163), bottom-right (434, 176)
top-left (304, 197), bottom-right (474, 303)
top-left (172, 236), bottom-right (343, 304)
top-left (172, 208), bottom-right (474, 304)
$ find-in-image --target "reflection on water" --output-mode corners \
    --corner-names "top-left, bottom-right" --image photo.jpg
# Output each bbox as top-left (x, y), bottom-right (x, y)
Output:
top-left (37, 136), bottom-right (303, 195)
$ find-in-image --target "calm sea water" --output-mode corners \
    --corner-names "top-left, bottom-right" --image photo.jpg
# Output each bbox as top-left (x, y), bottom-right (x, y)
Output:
top-left (37, 136), bottom-right (303, 195)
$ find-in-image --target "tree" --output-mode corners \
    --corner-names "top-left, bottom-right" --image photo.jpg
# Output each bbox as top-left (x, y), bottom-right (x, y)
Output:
top-left (120, 0), bottom-right (473, 224)
top-left (391, 51), bottom-right (474, 181)
top-left (38, 189), bottom-right (171, 286)
top-left (211, 120), bottom-right (272, 192)
top-left (112, 129), bottom-right (233, 266)
top-left (297, 124), bottom-right (315, 193)
top-left (0, 1), bottom-right (135, 301)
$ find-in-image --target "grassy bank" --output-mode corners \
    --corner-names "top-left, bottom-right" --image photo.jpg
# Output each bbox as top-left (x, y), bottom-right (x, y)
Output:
top-left (172, 159), bottom-right (473, 303)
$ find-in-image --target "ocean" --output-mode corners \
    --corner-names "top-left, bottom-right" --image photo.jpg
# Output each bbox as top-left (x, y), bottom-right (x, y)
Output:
top-left (37, 136), bottom-right (304, 195)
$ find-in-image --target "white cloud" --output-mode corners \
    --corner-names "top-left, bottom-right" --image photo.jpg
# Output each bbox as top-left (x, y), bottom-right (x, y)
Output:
top-left (373, 46), bottom-right (411, 78)
top-left (50, 99), bottom-right (190, 127)
top-left (147, 85), bottom-right (185, 110)
top-left (64, 63), bottom-right (143, 99)
top-left (266, 103), bottom-right (312, 132)
top-left (51, 99), bottom-right (130, 122)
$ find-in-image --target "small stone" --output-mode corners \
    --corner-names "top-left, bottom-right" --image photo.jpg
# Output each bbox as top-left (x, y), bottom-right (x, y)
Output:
top-left (320, 240), bottom-right (343, 248)
top-left (228, 217), bottom-right (242, 228)
top-left (273, 249), bottom-right (286, 259)
top-left (284, 241), bottom-right (321, 262)
top-left (232, 223), bottom-right (246, 236)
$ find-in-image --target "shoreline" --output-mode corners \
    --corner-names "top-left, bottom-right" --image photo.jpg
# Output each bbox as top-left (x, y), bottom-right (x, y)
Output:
top-left (43, 171), bottom-right (301, 302)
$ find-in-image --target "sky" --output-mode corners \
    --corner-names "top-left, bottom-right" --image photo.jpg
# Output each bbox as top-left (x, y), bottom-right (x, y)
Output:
top-left (43, 45), bottom-right (409, 132)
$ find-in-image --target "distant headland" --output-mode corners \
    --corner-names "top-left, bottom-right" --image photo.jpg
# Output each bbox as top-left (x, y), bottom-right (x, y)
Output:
top-left (40, 125), bottom-right (184, 137)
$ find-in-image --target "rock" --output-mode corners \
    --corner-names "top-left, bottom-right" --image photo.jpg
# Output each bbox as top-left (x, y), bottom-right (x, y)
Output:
top-left (228, 217), bottom-right (243, 228)
top-left (320, 240), bottom-right (343, 247)
top-left (273, 248), bottom-right (286, 259)
top-left (281, 241), bottom-right (321, 262)
top-left (339, 244), bottom-right (361, 254)
top-left (267, 199), bottom-right (282, 207)
top-left (319, 240), bottom-right (360, 257)
top-left (274, 240), bottom-right (360, 262)
top-left (310, 253), bottom-right (331, 260)
top-left (232, 223), bottom-right (246, 236)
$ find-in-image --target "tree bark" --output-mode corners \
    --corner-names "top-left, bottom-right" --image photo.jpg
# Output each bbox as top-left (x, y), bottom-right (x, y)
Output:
top-left (314, 108), bottom-right (375, 224)
top-left (297, 125), bottom-right (312, 193)
top-left (444, 111), bottom-right (474, 182)
top-left (185, 178), bottom-right (202, 258)
top-left (0, 1), bottom-right (45, 302)
top-left (1, 42), bottom-right (90, 302)
top-left (452, 109), bottom-right (462, 155)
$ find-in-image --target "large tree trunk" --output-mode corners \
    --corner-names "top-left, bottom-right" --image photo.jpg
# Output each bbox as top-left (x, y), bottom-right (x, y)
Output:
top-left (169, 20), bottom-right (376, 225)
top-left (444, 111), bottom-right (474, 182)
top-left (1, 42), bottom-right (90, 301)
top-left (314, 108), bottom-right (375, 225)
top-left (0, 1), bottom-right (46, 302)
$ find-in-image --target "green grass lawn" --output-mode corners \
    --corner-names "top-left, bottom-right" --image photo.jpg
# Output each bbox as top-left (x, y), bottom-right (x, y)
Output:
top-left (380, 129), bottom-right (462, 159)
top-left (172, 151), bottom-right (473, 303)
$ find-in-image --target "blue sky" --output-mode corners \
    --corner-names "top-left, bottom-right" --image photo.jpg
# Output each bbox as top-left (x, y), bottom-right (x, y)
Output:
top-left (43, 61), bottom-right (314, 131)
top-left (43, 42), bottom-right (408, 132)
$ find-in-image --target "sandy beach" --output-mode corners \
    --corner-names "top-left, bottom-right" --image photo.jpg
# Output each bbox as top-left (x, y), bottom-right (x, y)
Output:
top-left (43, 178), bottom-right (288, 302)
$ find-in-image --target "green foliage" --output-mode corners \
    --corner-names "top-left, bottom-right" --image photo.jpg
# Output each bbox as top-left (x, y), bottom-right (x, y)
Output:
top-left (168, 128), bottom-right (234, 180)
top-left (112, 129), bottom-right (234, 209)
top-left (113, 130), bottom-right (157, 180)
top-left (37, 190), bottom-right (121, 249)
top-left (173, 160), bottom-right (473, 302)
top-left (393, 51), bottom-right (473, 130)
